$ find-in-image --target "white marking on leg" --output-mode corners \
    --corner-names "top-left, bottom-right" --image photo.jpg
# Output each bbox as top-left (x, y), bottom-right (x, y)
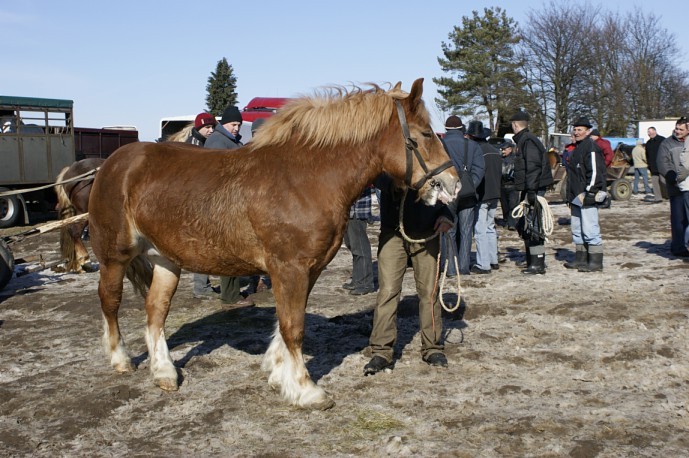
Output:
top-left (145, 326), bottom-right (177, 382)
top-left (102, 316), bottom-right (133, 372)
top-left (262, 324), bottom-right (333, 409)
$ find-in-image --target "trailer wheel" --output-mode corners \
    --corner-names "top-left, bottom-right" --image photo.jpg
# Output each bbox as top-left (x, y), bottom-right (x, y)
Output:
top-left (0, 239), bottom-right (14, 291)
top-left (610, 178), bottom-right (632, 201)
top-left (0, 188), bottom-right (22, 228)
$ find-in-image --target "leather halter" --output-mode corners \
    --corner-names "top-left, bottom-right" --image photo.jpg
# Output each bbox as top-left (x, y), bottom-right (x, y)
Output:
top-left (394, 100), bottom-right (453, 190)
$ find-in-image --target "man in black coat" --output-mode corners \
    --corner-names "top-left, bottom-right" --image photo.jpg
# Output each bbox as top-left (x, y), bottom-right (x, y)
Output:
top-left (645, 126), bottom-right (666, 203)
top-left (464, 121), bottom-right (502, 274)
top-left (565, 117), bottom-right (607, 272)
top-left (510, 110), bottom-right (553, 274)
top-left (441, 115), bottom-right (484, 276)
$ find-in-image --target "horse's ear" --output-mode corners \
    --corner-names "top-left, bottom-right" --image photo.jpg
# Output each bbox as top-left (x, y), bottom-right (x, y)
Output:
top-left (408, 78), bottom-right (424, 106)
top-left (393, 81), bottom-right (402, 91)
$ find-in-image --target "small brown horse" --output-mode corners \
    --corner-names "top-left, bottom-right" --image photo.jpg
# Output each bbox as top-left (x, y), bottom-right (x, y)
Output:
top-left (55, 158), bottom-right (105, 272)
top-left (88, 79), bottom-right (459, 409)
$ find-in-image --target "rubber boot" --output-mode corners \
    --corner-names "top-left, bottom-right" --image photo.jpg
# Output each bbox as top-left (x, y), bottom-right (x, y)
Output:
top-left (564, 244), bottom-right (586, 269)
top-left (516, 246), bottom-right (530, 268)
top-left (522, 253), bottom-right (545, 275)
top-left (578, 245), bottom-right (603, 272)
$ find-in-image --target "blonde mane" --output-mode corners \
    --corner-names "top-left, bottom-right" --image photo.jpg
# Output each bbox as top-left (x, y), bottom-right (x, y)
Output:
top-left (166, 123), bottom-right (194, 142)
top-left (251, 83), bottom-right (424, 150)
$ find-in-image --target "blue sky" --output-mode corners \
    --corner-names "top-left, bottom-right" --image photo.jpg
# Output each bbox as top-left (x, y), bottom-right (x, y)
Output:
top-left (1, 1), bottom-right (685, 141)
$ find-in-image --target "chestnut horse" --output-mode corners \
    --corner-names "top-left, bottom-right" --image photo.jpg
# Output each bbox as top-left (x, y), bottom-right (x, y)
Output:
top-left (55, 158), bottom-right (104, 272)
top-left (88, 79), bottom-right (459, 409)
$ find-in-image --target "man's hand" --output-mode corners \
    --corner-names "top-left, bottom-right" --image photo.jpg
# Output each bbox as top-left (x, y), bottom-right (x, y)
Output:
top-left (527, 191), bottom-right (537, 206)
top-left (434, 216), bottom-right (454, 234)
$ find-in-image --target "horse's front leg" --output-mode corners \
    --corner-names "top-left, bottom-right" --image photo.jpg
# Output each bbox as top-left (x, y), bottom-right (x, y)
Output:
top-left (262, 265), bottom-right (333, 410)
top-left (145, 257), bottom-right (181, 391)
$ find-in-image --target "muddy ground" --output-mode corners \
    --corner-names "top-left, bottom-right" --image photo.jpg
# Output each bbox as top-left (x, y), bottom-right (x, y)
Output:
top-left (0, 193), bottom-right (687, 457)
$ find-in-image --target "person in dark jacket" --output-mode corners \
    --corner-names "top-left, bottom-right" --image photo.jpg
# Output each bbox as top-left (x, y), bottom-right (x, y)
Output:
top-left (498, 140), bottom-right (518, 231)
top-left (188, 112), bottom-right (217, 146)
top-left (204, 105), bottom-right (254, 307)
top-left (465, 121), bottom-right (502, 274)
top-left (440, 115), bottom-right (484, 276)
top-left (565, 117), bottom-right (607, 272)
top-left (656, 117), bottom-right (689, 257)
top-left (511, 110), bottom-right (554, 274)
top-left (189, 112), bottom-right (219, 299)
top-left (646, 126), bottom-right (666, 203)
top-left (363, 174), bottom-right (454, 375)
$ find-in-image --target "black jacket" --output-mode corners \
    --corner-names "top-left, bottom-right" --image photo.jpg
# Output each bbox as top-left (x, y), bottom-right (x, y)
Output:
top-left (513, 129), bottom-right (553, 192)
top-left (567, 137), bottom-right (606, 204)
top-left (375, 174), bottom-right (452, 240)
top-left (645, 135), bottom-right (665, 175)
top-left (476, 141), bottom-right (503, 202)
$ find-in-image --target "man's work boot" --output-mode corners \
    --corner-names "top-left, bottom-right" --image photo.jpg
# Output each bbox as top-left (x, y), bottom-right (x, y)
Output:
top-left (564, 244), bottom-right (586, 269)
top-left (522, 253), bottom-right (546, 275)
top-left (579, 246), bottom-right (603, 272)
top-left (363, 355), bottom-right (392, 376)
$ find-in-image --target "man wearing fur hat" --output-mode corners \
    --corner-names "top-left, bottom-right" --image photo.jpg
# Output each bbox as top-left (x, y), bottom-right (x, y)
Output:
top-left (204, 105), bottom-right (255, 307)
top-left (510, 110), bottom-right (553, 274)
top-left (565, 117), bottom-right (607, 272)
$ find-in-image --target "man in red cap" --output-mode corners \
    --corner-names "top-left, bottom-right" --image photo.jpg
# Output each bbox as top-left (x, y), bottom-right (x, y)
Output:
top-left (188, 112), bottom-right (217, 146)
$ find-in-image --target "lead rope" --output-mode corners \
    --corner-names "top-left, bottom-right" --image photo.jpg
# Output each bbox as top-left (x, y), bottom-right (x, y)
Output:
top-left (0, 167), bottom-right (101, 197)
top-left (397, 189), bottom-right (462, 328)
top-left (510, 195), bottom-right (555, 242)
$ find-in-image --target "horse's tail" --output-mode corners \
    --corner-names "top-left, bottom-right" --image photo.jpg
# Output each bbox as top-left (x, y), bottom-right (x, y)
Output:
top-left (55, 166), bottom-right (80, 270)
top-left (126, 255), bottom-right (154, 298)
top-left (55, 166), bottom-right (76, 218)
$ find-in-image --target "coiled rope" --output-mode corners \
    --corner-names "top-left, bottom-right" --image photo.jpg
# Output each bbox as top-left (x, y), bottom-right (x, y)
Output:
top-left (510, 195), bottom-right (554, 242)
top-left (397, 188), bottom-right (461, 314)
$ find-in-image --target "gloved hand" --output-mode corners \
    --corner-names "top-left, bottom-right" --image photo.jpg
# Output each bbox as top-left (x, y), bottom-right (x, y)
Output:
top-left (527, 191), bottom-right (537, 206)
top-left (583, 192), bottom-right (597, 206)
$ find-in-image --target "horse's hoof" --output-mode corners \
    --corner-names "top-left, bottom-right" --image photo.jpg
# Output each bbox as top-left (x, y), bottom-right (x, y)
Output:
top-left (156, 377), bottom-right (179, 391)
top-left (113, 361), bottom-right (135, 373)
top-left (310, 397), bottom-right (335, 411)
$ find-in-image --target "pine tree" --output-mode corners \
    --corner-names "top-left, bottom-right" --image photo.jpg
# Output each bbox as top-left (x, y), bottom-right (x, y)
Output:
top-left (205, 58), bottom-right (238, 116)
top-left (434, 7), bottom-right (528, 135)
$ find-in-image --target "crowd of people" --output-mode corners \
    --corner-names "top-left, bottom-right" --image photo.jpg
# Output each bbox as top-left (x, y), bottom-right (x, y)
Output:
top-left (172, 103), bottom-right (688, 376)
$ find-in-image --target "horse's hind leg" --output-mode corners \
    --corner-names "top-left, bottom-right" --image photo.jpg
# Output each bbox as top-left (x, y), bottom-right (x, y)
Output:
top-left (99, 260), bottom-right (134, 373)
top-left (144, 257), bottom-right (181, 391)
top-left (261, 266), bottom-right (334, 410)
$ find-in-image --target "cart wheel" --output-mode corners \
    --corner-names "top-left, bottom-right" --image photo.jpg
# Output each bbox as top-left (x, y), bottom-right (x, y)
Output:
top-left (0, 188), bottom-right (22, 228)
top-left (0, 238), bottom-right (14, 291)
top-left (610, 178), bottom-right (632, 200)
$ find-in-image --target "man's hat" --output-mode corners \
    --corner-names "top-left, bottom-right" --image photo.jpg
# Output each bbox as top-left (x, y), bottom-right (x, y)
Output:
top-left (251, 117), bottom-right (266, 135)
top-left (510, 110), bottom-right (530, 122)
top-left (590, 128), bottom-right (601, 137)
top-left (572, 116), bottom-right (593, 128)
top-left (445, 115), bottom-right (464, 130)
top-left (220, 106), bottom-right (243, 124)
top-left (194, 112), bottom-right (217, 129)
top-left (499, 140), bottom-right (515, 150)
top-left (466, 120), bottom-right (487, 139)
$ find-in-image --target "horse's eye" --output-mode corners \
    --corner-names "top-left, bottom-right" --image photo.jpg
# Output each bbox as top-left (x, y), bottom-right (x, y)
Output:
top-left (421, 131), bottom-right (433, 138)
